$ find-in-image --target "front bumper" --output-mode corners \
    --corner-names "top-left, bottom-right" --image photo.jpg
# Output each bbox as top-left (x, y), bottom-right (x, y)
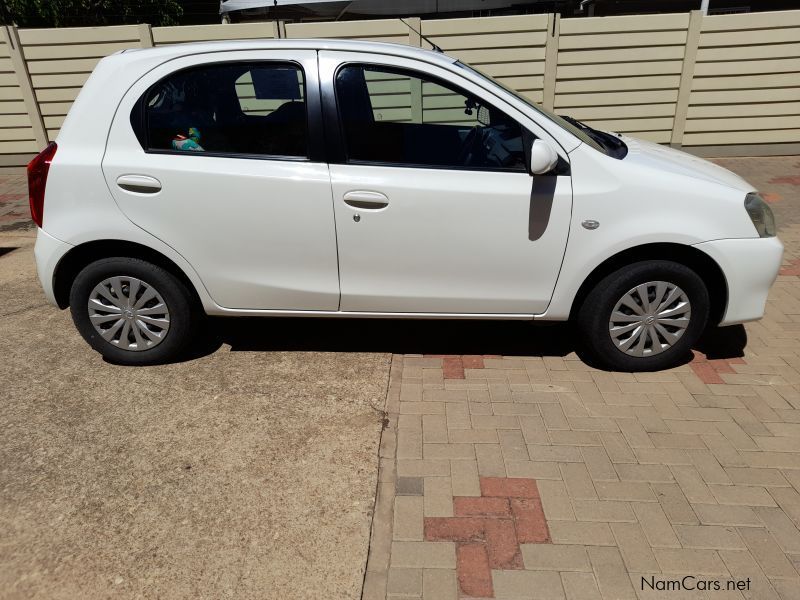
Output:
top-left (34, 228), bottom-right (73, 307)
top-left (694, 236), bottom-right (784, 326)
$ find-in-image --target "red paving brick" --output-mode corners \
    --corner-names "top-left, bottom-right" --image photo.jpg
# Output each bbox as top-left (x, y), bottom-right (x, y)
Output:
top-left (461, 355), bottom-right (485, 369)
top-left (422, 355), bottom-right (489, 379)
top-left (424, 478), bottom-right (550, 597)
top-left (707, 358), bottom-right (736, 374)
top-left (457, 543), bottom-right (493, 598)
top-left (781, 258), bottom-right (800, 276)
top-left (484, 518), bottom-right (523, 569)
top-left (770, 176), bottom-right (800, 186)
top-left (480, 477), bottom-right (540, 499)
top-left (454, 496), bottom-right (511, 517)
top-left (424, 517), bottom-right (485, 542)
top-left (690, 351), bottom-right (747, 383)
top-left (691, 361), bottom-right (726, 383)
top-left (442, 356), bottom-right (466, 379)
top-left (511, 498), bottom-right (550, 544)
top-left (0, 212), bottom-right (28, 224)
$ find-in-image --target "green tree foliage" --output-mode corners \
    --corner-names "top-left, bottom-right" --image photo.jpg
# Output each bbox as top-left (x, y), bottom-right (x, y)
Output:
top-left (0, 0), bottom-right (185, 27)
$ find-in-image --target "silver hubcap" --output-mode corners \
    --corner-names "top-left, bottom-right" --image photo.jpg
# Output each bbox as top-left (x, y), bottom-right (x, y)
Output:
top-left (609, 281), bottom-right (691, 358)
top-left (87, 276), bottom-right (170, 352)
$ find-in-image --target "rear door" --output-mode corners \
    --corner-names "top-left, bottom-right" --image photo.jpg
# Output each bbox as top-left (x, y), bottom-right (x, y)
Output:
top-left (102, 50), bottom-right (339, 311)
top-left (320, 51), bottom-right (573, 314)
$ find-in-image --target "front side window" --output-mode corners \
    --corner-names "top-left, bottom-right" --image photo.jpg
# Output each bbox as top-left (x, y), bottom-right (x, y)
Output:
top-left (335, 64), bottom-right (527, 171)
top-left (138, 62), bottom-right (307, 158)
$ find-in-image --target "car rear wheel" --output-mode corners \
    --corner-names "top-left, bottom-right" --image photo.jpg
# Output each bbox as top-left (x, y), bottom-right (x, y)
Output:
top-left (69, 257), bottom-right (199, 365)
top-left (575, 260), bottom-right (709, 371)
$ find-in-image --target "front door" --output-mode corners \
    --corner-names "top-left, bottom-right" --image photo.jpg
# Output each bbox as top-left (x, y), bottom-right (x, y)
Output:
top-left (102, 51), bottom-right (339, 311)
top-left (320, 52), bottom-right (572, 314)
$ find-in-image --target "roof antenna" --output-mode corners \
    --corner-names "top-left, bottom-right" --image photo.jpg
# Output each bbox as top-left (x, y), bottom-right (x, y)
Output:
top-left (400, 17), bottom-right (443, 53)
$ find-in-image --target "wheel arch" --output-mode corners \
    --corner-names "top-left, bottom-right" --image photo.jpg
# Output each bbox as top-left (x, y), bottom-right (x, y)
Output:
top-left (52, 239), bottom-right (202, 309)
top-left (568, 243), bottom-right (728, 326)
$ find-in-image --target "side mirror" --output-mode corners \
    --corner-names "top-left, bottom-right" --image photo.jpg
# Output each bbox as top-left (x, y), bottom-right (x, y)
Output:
top-left (530, 139), bottom-right (559, 175)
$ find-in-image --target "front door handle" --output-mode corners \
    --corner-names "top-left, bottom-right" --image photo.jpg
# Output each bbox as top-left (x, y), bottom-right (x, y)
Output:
top-left (343, 190), bottom-right (389, 210)
top-left (116, 174), bottom-right (162, 194)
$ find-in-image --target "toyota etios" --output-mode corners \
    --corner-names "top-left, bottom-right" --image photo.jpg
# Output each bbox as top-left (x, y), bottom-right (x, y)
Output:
top-left (30, 40), bottom-right (782, 370)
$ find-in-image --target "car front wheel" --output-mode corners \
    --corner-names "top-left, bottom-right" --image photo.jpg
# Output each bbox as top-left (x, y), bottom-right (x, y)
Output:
top-left (576, 260), bottom-right (709, 372)
top-left (69, 257), bottom-right (199, 365)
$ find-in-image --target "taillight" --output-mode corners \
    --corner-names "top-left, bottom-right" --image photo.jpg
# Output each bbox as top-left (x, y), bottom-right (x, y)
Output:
top-left (27, 141), bottom-right (57, 228)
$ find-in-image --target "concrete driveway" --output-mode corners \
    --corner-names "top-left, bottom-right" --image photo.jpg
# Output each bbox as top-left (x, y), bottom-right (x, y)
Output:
top-left (0, 228), bottom-right (390, 599)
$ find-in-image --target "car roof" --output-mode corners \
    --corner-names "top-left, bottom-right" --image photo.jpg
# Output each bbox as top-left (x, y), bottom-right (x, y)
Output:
top-left (119, 38), bottom-right (458, 67)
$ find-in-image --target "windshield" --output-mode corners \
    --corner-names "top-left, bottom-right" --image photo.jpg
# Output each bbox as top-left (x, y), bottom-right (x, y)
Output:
top-left (455, 61), bottom-right (611, 155)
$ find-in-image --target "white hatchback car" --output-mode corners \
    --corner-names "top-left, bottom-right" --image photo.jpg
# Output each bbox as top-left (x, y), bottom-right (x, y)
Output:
top-left (30, 39), bottom-right (782, 370)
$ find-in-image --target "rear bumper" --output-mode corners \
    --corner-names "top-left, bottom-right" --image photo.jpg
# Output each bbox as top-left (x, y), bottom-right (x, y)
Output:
top-left (694, 236), bottom-right (784, 326)
top-left (34, 228), bottom-right (73, 307)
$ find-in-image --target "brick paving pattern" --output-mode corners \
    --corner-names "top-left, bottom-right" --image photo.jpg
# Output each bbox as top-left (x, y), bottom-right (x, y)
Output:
top-left (0, 172), bottom-right (28, 232)
top-left (367, 156), bottom-right (800, 600)
top-left (424, 477), bottom-right (550, 597)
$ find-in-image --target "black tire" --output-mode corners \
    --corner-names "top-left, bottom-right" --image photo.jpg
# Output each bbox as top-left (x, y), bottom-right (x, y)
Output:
top-left (575, 260), bottom-right (709, 372)
top-left (69, 257), bottom-right (200, 365)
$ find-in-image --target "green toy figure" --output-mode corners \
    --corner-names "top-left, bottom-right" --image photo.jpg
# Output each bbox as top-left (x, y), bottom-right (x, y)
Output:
top-left (172, 127), bottom-right (204, 151)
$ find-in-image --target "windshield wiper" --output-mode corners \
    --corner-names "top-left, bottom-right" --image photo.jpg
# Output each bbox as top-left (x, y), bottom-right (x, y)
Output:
top-left (563, 115), bottom-right (628, 159)
top-left (563, 115), bottom-right (608, 145)
top-left (562, 115), bottom-right (589, 130)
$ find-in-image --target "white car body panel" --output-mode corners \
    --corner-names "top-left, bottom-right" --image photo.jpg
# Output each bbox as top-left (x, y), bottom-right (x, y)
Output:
top-left (620, 135), bottom-right (753, 190)
top-left (329, 163), bottom-right (571, 313)
top-left (33, 39), bottom-right (782, 331)
top-left (34, 228), bottom-right (72, 306)
top-left (39, 147), bottom-right (223, 311)
top-left (104, 155), bottom-right (340, 311)
top-left (694, 237), bottom-right (783, 325)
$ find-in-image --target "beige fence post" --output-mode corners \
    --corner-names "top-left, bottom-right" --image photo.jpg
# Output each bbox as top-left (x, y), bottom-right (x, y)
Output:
top-left (272, 20), bottom-right (286, 38)
top-left (138, 23), bottom-right (154, 48)
top-left (406, 16), bottom-right (422, 47)
top-left (542, 13), bottom-right (559, 112)
top-left (2, 25), bottom-right (48, 147)
top-left (670, 10), bottom-right (702, 148)
top-left (406, 17), bottom-right (423, 121)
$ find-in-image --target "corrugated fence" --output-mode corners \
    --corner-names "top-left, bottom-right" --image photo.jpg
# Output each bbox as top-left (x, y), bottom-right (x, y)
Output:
top-left (1, 9), bottom-right (799, 165)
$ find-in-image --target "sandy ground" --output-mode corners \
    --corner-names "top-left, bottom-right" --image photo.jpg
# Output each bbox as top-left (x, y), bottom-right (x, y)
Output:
top-left (0, 229), bottom-right (391, 599)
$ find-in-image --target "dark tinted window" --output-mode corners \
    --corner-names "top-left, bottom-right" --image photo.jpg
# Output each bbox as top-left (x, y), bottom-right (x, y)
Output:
top-left (140, 62), bottom-right (307, 158)
top-left (335, 64), bottom-right (526, 171)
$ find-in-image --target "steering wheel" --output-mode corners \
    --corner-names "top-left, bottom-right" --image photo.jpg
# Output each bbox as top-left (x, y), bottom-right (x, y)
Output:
top-left (457, 125), bottom-right (485, 166)
top-left (481, 128), bottom-right (518, 168)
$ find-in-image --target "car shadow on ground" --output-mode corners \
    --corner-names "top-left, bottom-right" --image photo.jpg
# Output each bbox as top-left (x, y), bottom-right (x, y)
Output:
top-left (203, 317), bottom-right (576, 356)
top-left (695, 323), bottom-right (748, 360)
top-left (182, 317), bottom-right (747, 371)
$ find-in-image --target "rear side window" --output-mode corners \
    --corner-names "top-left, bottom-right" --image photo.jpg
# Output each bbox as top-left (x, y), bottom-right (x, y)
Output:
top-left (132, 62), bottom-right (307, 158)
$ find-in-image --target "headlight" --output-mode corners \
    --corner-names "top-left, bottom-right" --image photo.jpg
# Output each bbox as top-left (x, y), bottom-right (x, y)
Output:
top-left (744, 193), bottom-right (776, 238)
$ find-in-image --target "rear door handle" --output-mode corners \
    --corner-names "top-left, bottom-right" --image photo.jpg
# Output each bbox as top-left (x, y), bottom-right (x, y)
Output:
top-left (343, 190), bottom-right (389, 210)
top-left (116, 174), bottom-right (162, 194)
